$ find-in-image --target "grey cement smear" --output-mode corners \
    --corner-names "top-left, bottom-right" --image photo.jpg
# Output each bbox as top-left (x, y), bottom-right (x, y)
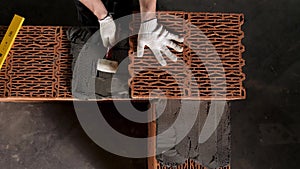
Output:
top-left (68, 27), bottom-right (130, 99)
top-left (156, 100), bottom-right (231, 168)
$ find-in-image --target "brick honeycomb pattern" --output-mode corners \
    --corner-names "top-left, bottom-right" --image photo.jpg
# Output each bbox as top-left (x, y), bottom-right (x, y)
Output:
top-left (129, 12), bottom-right (246, 100)
top-left (155, 159), bottom-right (230, 169)
top-left (156, 160), bottom-right (189, 169)
top-left (0, 26), bottom-right (72, 100)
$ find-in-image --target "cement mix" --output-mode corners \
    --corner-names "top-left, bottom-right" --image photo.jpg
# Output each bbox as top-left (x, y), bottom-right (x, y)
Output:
top-left (67, 27), bottom-right (129, 99)
top-left (156, 100), bottom-right (231, 168)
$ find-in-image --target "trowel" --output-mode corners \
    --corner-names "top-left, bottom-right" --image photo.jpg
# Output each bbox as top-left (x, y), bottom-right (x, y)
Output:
top-left (97, 47), bottom-right (118, 74)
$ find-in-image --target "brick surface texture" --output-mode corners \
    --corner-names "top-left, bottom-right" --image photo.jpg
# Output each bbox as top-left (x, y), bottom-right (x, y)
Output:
top-left (0, 26), bottom-right (72, 100)
top-left (129, 12), bottom-right (245, 100)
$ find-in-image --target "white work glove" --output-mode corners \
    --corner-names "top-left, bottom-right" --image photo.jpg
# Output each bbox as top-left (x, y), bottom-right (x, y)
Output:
top-left (137, 18), bottom-right (184, 66)
top-left (98, 15), bottom-right (116, 48)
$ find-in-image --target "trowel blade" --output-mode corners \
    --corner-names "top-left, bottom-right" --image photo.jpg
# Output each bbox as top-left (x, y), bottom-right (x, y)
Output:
top-left (97, 59), bottom-right (118, 74)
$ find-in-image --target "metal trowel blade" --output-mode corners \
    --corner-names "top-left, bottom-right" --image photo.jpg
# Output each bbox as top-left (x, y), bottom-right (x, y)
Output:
top-left (97, 59), bottom-right (118, 74)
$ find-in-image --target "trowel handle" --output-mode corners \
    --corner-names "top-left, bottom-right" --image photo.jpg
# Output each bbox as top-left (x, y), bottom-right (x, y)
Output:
top-left (106, 47), bottom-right (113, 59)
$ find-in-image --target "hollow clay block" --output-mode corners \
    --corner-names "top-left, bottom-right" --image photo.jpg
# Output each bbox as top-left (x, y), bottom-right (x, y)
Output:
top-left (129, 12), bottom-right (245, 100)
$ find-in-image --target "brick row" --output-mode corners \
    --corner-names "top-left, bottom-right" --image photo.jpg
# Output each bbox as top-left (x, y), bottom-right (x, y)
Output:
top-left (0, 11), bottom-right (245, 100)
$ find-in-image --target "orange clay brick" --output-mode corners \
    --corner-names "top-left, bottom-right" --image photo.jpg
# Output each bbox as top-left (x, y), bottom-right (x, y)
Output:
top-left (129, 12), bottom-right (245, 100)
top-left (0, 26), bottom-right (72, 99)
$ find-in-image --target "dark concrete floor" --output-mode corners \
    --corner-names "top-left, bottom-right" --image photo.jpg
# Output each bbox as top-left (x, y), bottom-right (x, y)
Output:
top-left (1, 0), bottom-right (300, 169)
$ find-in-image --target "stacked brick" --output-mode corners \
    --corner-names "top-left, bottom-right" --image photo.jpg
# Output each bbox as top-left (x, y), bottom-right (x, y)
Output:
top-left (0, 26), bottom-right (72, 100)
top-left (129, 12), bottom-right (245, 100)
top-left (0, 11), bottom-right (245, 101)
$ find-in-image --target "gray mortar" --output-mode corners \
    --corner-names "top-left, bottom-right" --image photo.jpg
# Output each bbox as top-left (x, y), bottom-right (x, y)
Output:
top-left (156, 100), bottom-right (231, 168)
top-left (67, 27), bottom-right (130, 99)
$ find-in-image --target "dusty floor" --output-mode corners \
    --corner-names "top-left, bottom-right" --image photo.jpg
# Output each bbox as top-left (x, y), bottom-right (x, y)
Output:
top-left (1, 0), bottom-right (300, 169)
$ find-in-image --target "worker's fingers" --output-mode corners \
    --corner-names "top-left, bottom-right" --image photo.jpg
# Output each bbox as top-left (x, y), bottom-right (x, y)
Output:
top-left (165, 40), bottom-right (183, 52)
top-left (161, 46), bottom-right (177, 62)
top-left (166, 32), bottom-right (184, 42)
top-left (159, 28), bottom-right (168, 38)
top-left (152, 48), bottom-right (167, 66)
top-left (137, 41), bottom-right (145, 58)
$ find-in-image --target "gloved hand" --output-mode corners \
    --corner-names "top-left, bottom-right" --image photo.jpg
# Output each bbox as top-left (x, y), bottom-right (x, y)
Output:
top-left (98, 15), bottom-right (116, 48)
top-left (137, 18), bottom-right (184, 66)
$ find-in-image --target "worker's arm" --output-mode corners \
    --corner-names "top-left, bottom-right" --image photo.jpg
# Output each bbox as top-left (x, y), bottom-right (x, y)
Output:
top-left (137, 0), bottom-right (184, 66)
top-left (139, 0), bottom-right (157, 21)
top-left (79, 0), bottom-right (108, 20)
top-left (79, 0), bottom-right (116, 48)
